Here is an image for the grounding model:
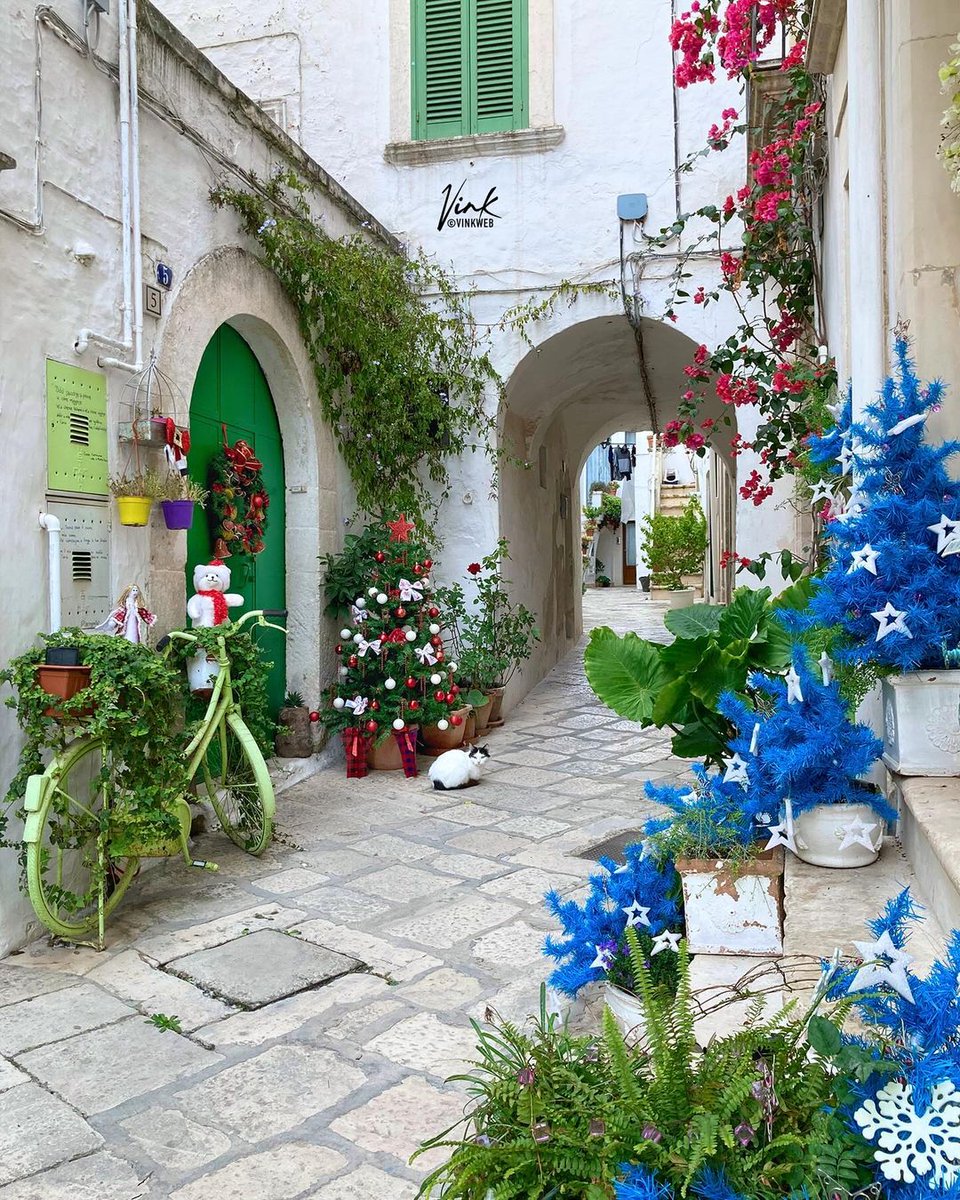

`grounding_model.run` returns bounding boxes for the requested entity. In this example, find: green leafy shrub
[640,497,707,590]
[584,586,791,765]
